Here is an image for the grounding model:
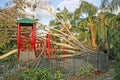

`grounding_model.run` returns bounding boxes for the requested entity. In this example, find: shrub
[9,68,53,80]
[54,70,65,80]
[6,68,66,80]
[76,65,93,77]
[111,25,120,80]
